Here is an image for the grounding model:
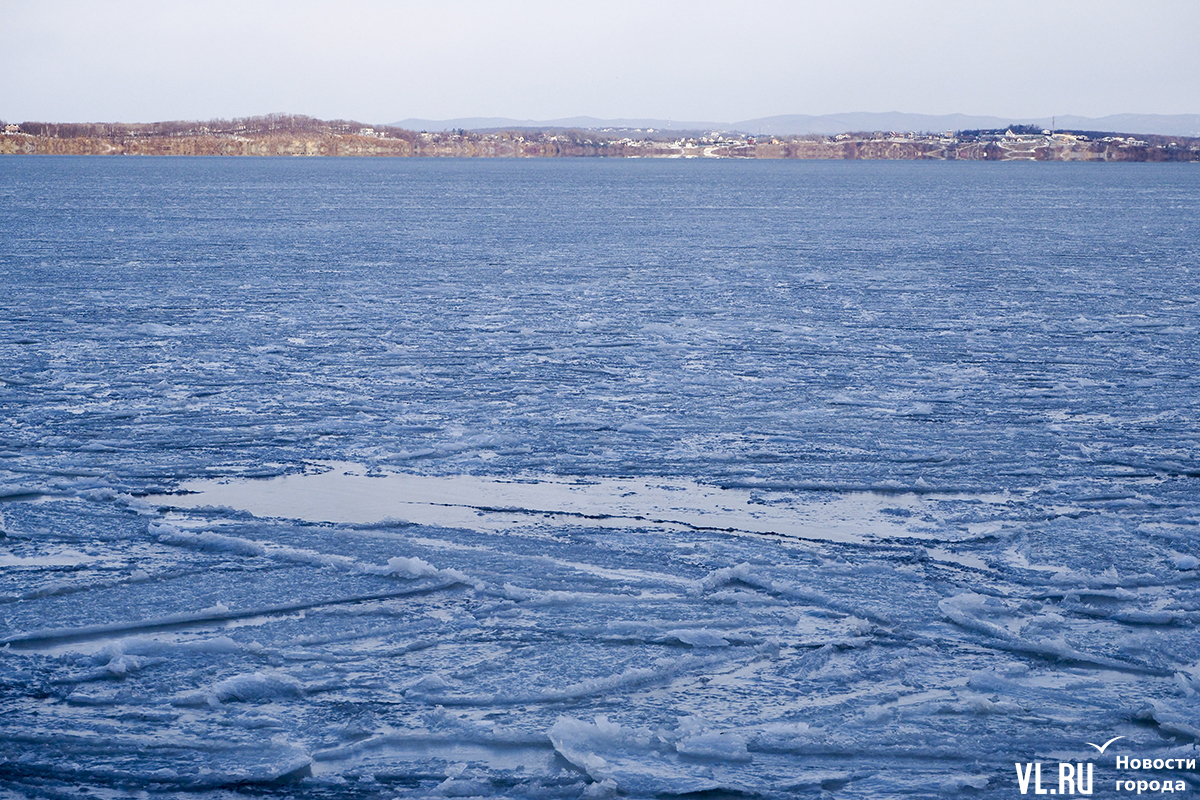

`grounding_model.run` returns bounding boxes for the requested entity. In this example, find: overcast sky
[3,0,1198,124]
